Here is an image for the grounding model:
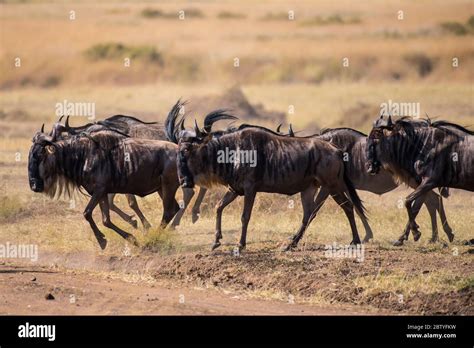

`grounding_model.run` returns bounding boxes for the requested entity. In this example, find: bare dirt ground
[0,261,368,315]
[0,242,471,315]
